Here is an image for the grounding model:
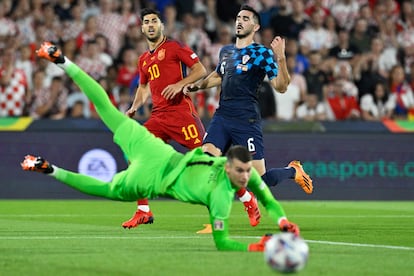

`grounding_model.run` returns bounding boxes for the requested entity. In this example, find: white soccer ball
[264,233,309,273]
